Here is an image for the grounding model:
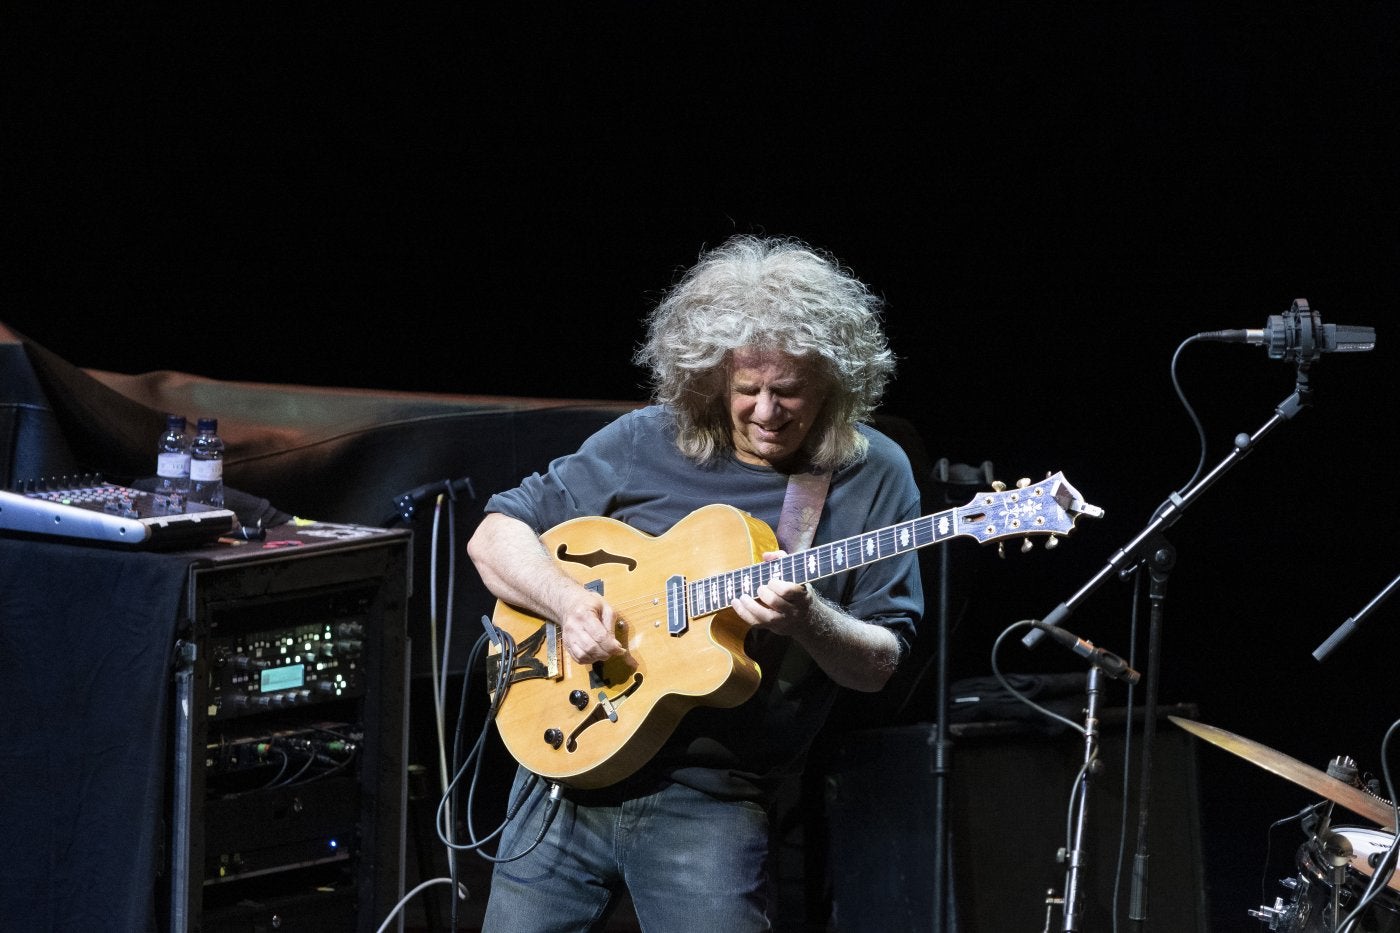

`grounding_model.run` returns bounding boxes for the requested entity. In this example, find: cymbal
[1169,716,1397,833]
